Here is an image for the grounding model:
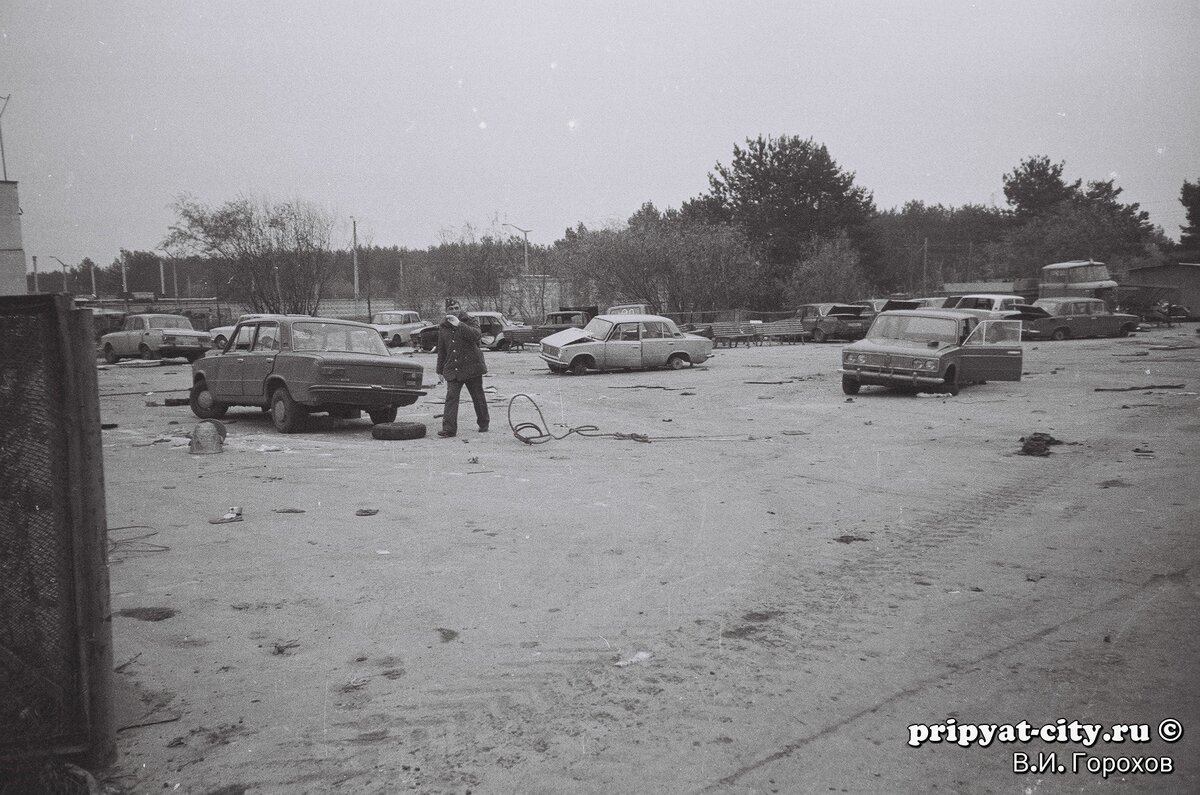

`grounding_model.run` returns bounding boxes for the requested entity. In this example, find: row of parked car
[93,290,1160,434]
